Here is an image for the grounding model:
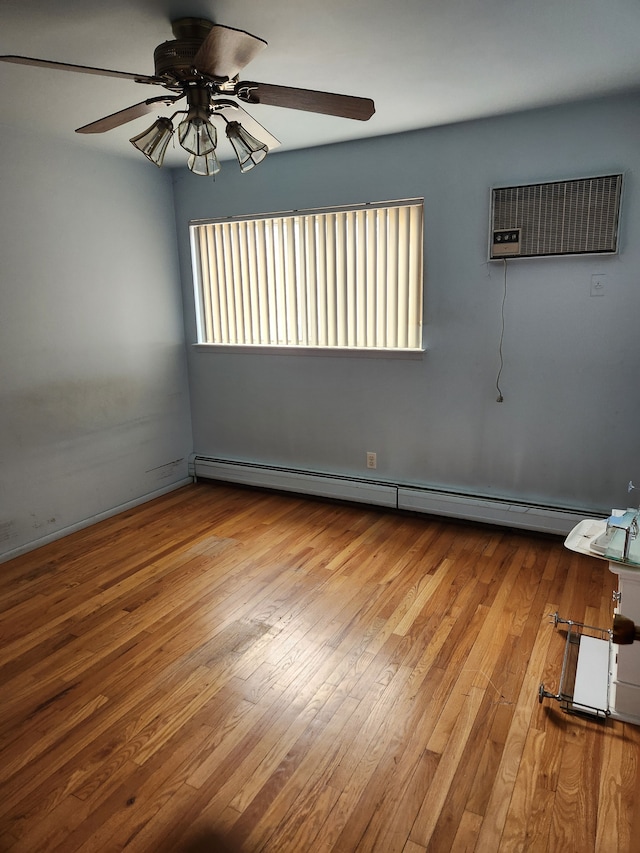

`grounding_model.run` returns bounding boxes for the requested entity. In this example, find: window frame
[189,198,425,356]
